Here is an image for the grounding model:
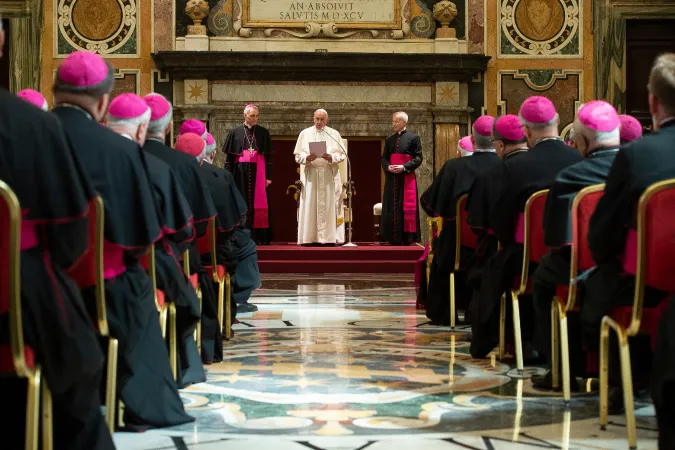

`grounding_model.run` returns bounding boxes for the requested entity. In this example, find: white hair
[574,118,620,146]
[459,148,473,157]
[40,99,48,111]
[393,111,409,123]
[108,108,151,130]
[314,108,328,118]
[244,104,259,115]
[147,98,173,136]
[519,114,559,130]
